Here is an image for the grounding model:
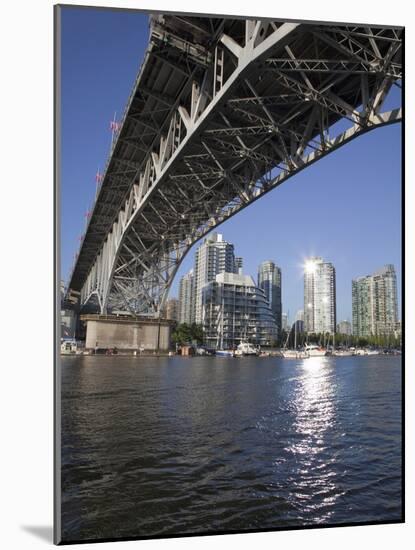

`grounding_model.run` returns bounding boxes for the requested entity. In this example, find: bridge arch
[68,16,402,316]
